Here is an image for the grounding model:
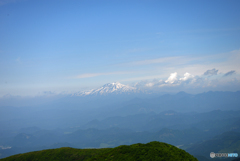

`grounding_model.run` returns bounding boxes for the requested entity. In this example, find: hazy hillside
[185,131,240,159]
[1,91,240,131]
